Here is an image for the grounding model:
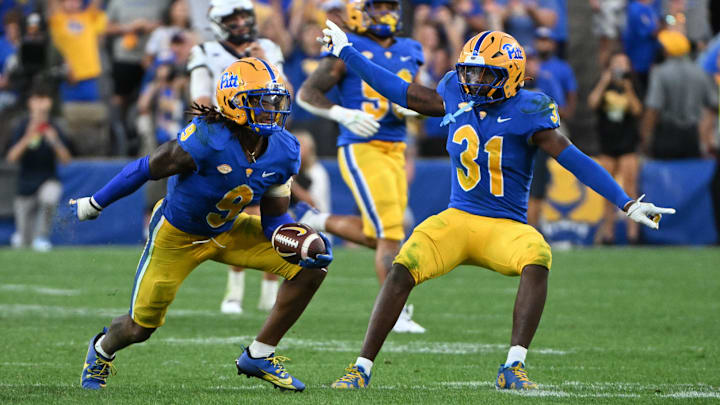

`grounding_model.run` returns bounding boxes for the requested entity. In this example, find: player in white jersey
[187,0,286,315]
